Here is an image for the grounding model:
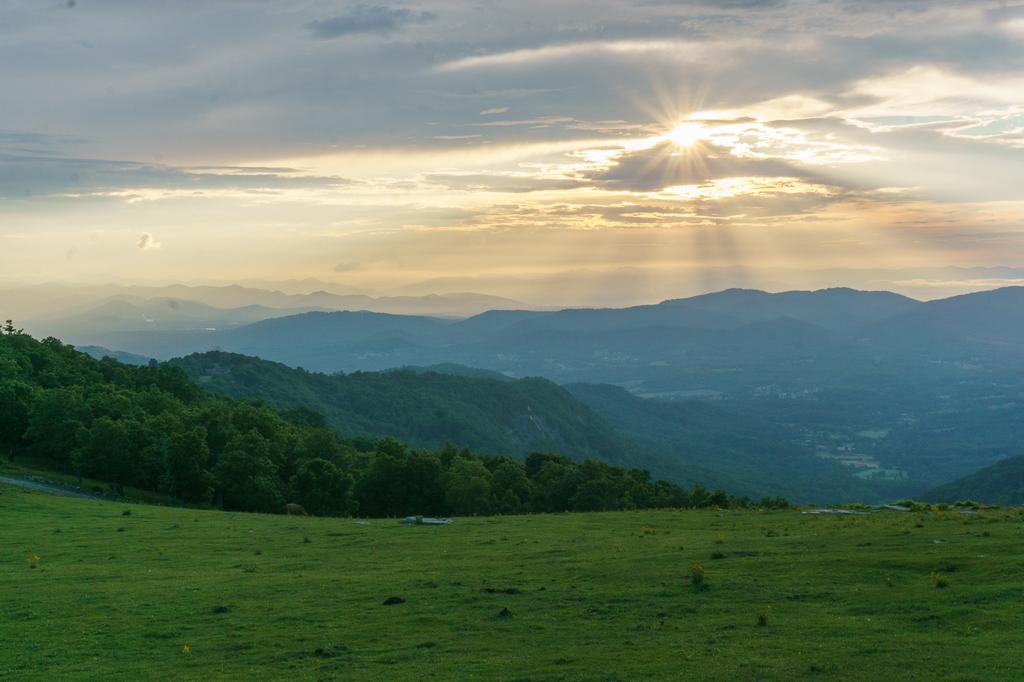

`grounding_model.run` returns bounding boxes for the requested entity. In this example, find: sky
[2,0,1024,304]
